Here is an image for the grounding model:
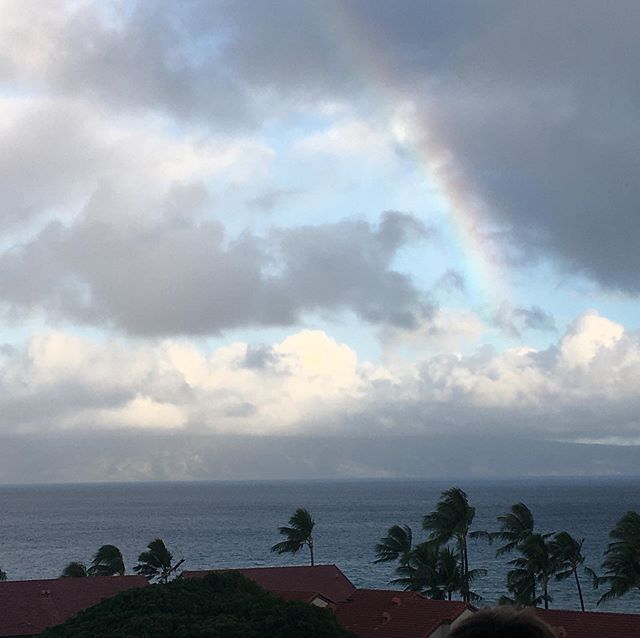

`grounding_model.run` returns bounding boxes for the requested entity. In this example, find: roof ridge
[0,575,145,585]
